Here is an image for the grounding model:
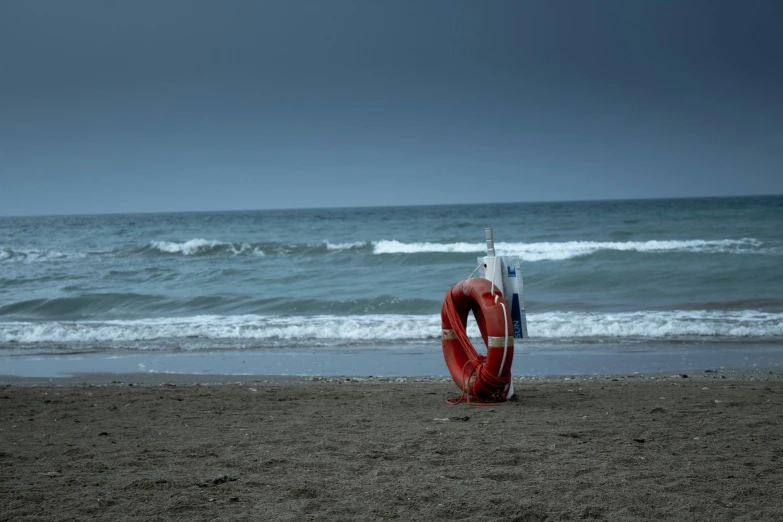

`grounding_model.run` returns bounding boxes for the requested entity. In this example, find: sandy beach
[1,372,781,521]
